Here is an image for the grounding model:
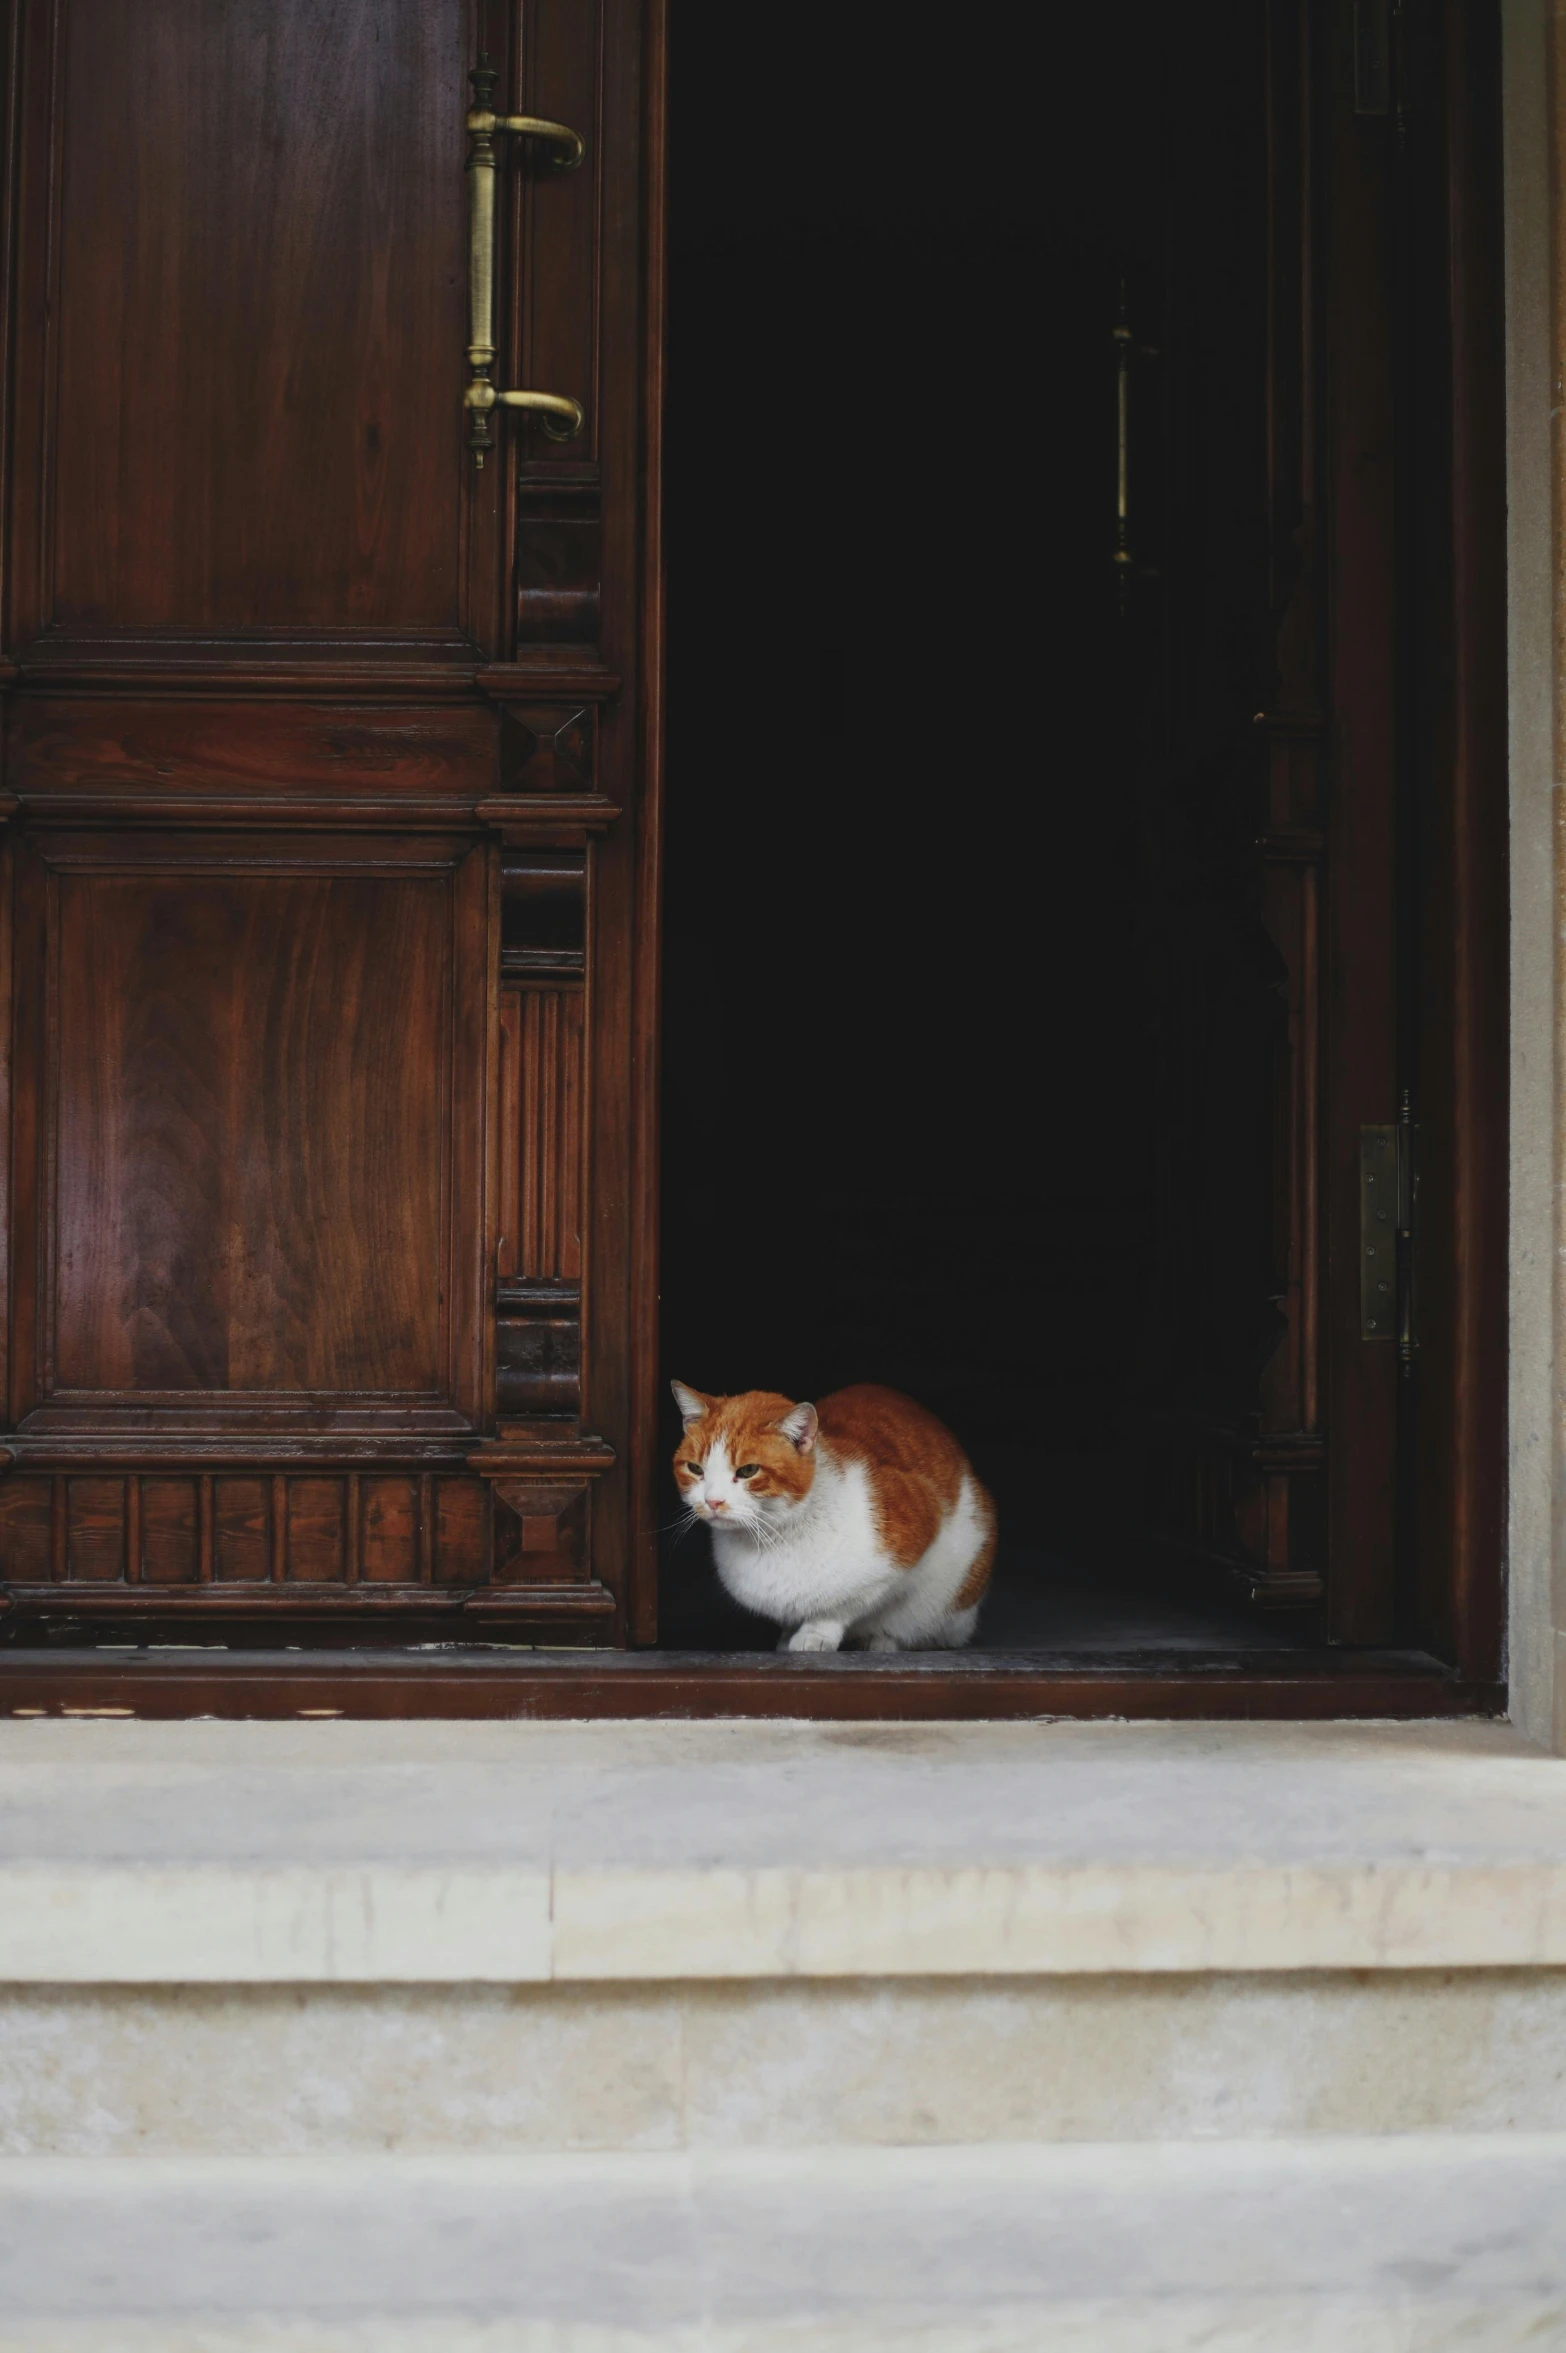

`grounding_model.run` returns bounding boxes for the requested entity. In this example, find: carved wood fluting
[496,850,587,1420]
[514,987,586,1275]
